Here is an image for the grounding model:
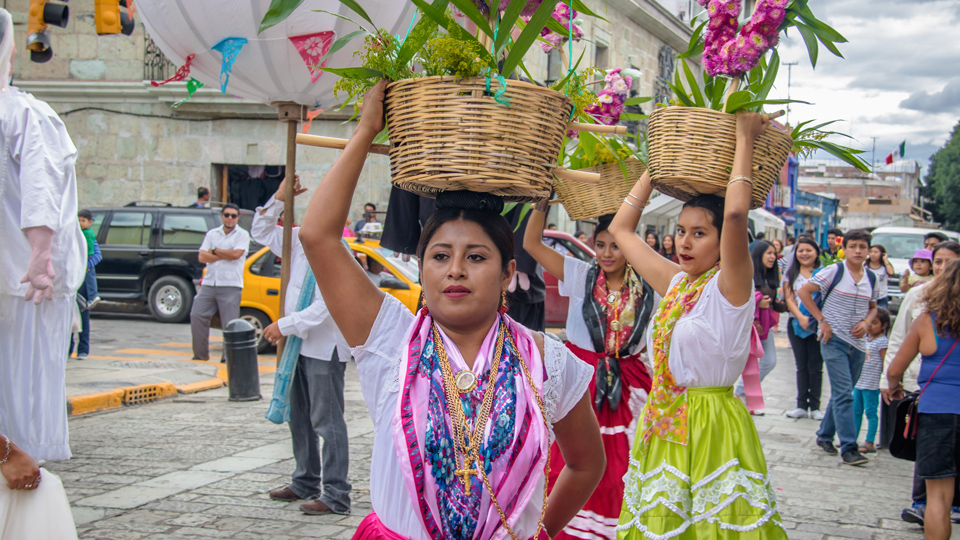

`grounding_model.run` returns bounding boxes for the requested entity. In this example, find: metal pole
[783,61,798,126]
